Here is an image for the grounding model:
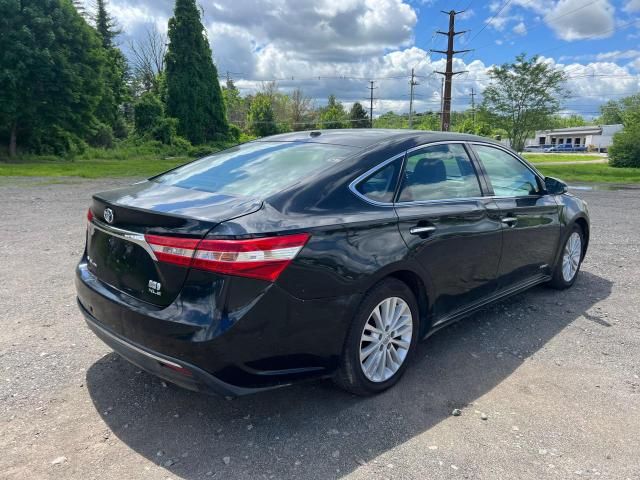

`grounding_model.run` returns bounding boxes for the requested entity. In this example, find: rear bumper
[76,261,361,393]
[78,299,268,396]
